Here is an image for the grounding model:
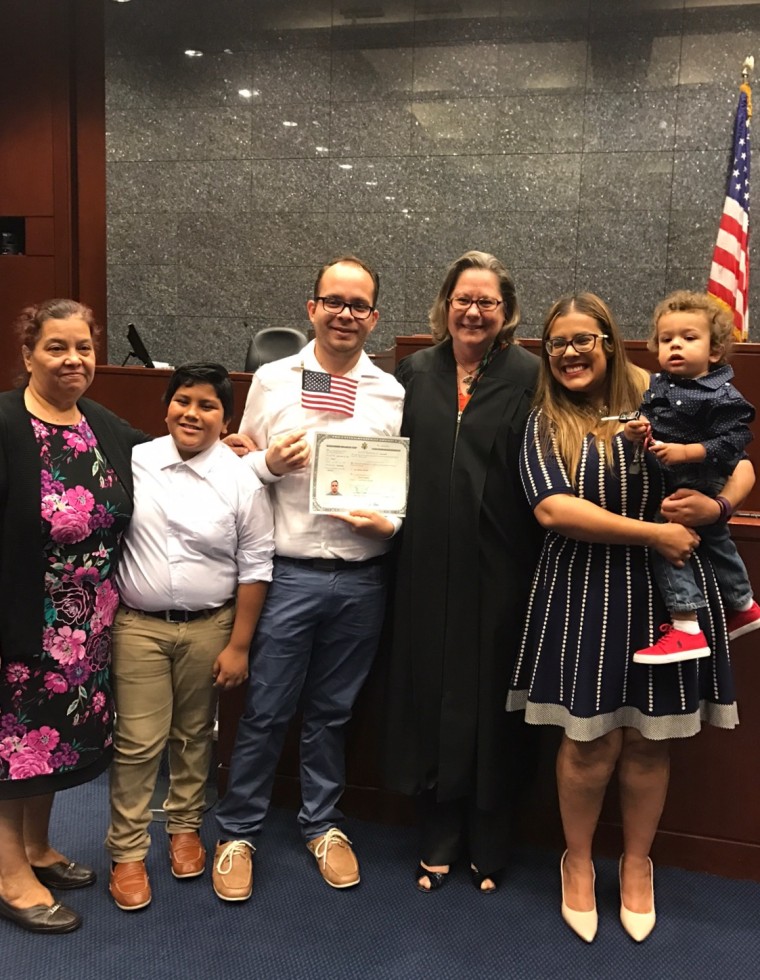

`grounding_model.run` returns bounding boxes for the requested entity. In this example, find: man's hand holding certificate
[309,431,409,518]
